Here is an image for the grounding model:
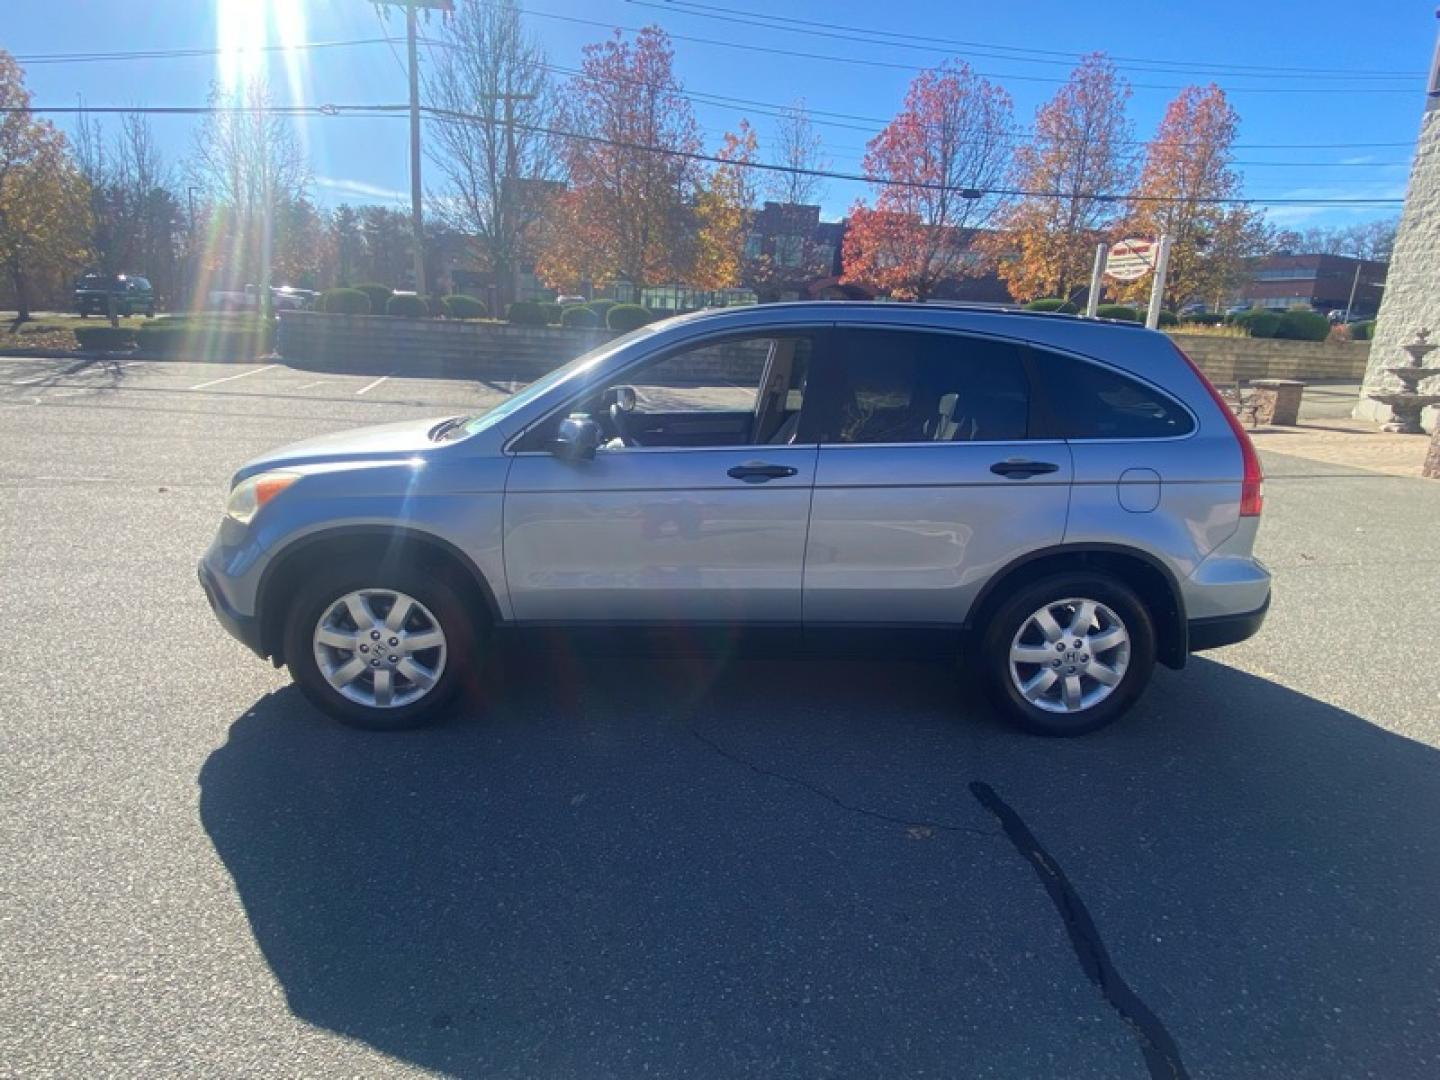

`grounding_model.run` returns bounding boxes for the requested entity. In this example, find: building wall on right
[1356,102,1440,431]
